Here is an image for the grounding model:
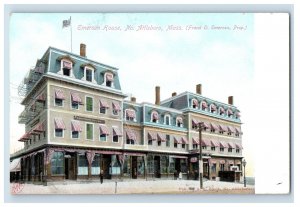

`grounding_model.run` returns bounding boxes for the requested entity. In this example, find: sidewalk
[11,179,255,194]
